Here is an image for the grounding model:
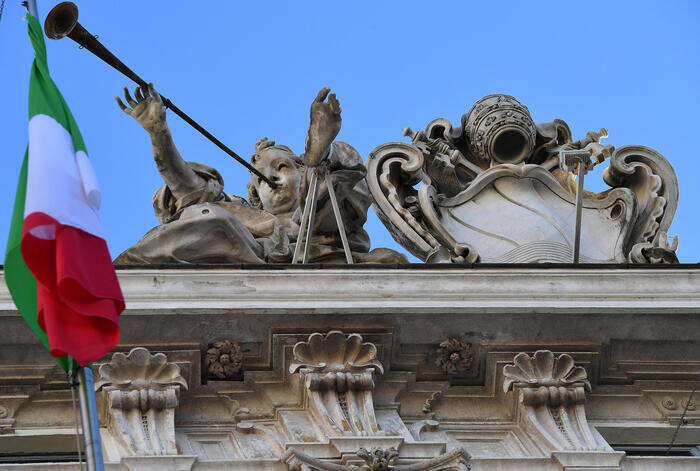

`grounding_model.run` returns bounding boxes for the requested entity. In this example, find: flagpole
[77,367,104,471]
[25,0,38,17]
